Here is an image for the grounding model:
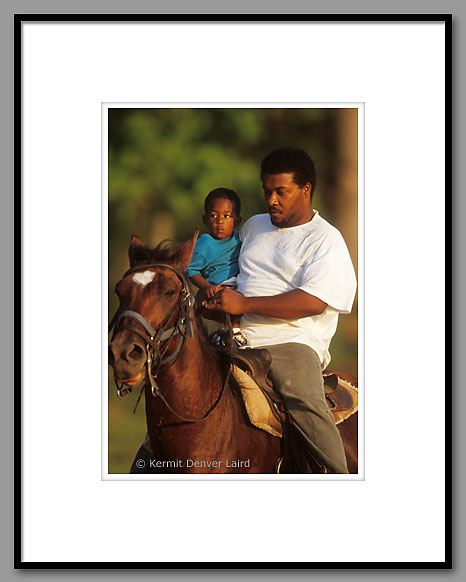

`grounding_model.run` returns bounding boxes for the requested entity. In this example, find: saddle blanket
[231,365,358,438]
